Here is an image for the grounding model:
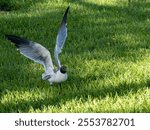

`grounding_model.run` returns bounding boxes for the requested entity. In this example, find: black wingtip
[5,34,19,41]
[5,34,11,40]
[5,34,30,47]
[66,6,70,13]
[5,35,19,47]
[61,6,70,24]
